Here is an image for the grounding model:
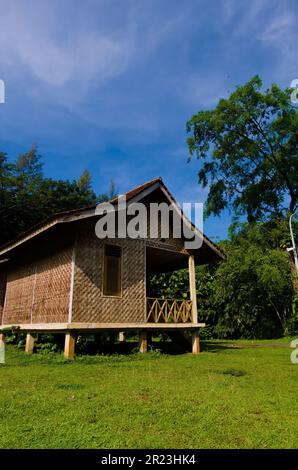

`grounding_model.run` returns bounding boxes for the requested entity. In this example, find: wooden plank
[188,255,198,323]
[139,331,148,353]
[192,331,200,354]
[1,322,206,331]
[25,333,36,354]
[64,331,76,359]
